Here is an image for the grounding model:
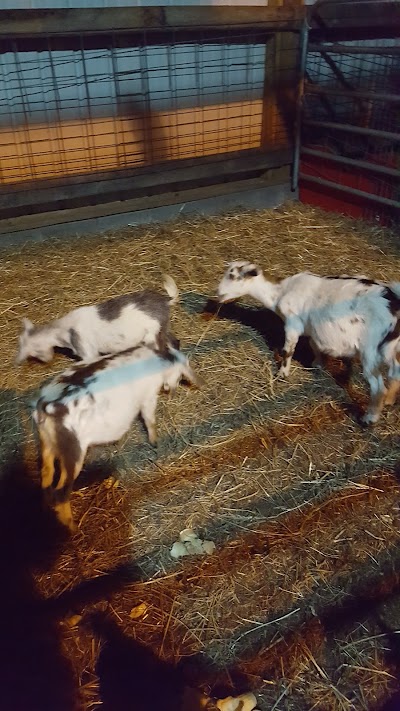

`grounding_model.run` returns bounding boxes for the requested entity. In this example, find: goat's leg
[40,440,56,490]
[384,351,400,405]
[53,452,85,531]
[309,338,324,369]
[75,342,99,362]
[278,320,302,378]
[140,395,158,445]
[155,326,169,358]
[38,423,58,490]
[385,379,400,406]
[361,363,386,425]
